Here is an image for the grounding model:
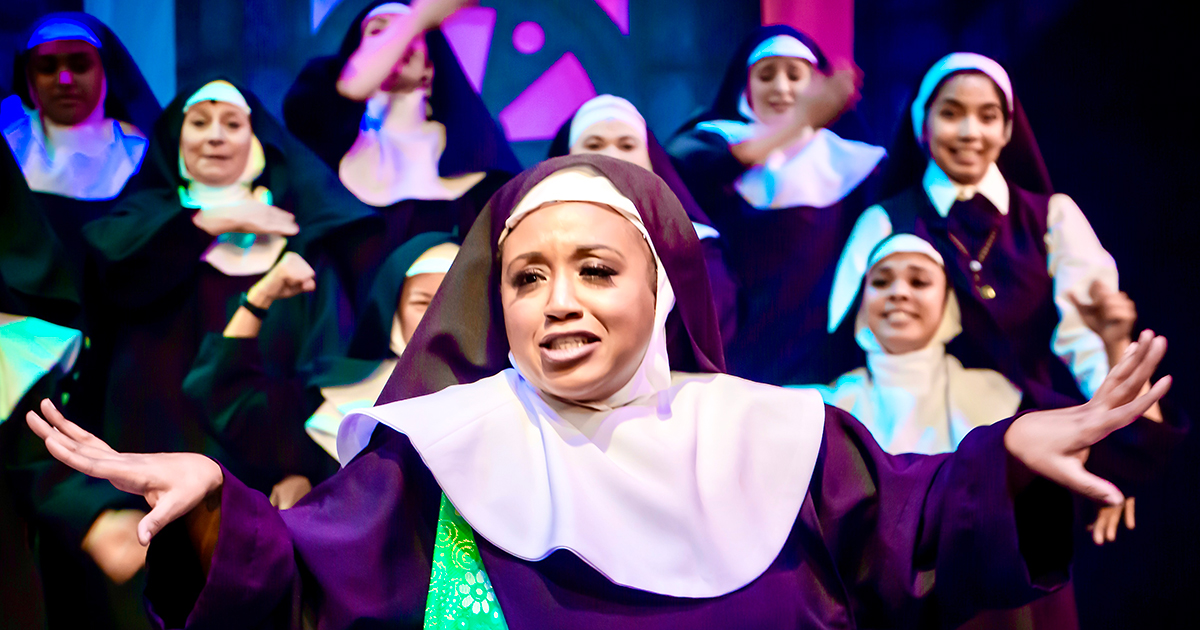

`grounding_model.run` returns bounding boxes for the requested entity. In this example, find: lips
[539,331,600,364]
